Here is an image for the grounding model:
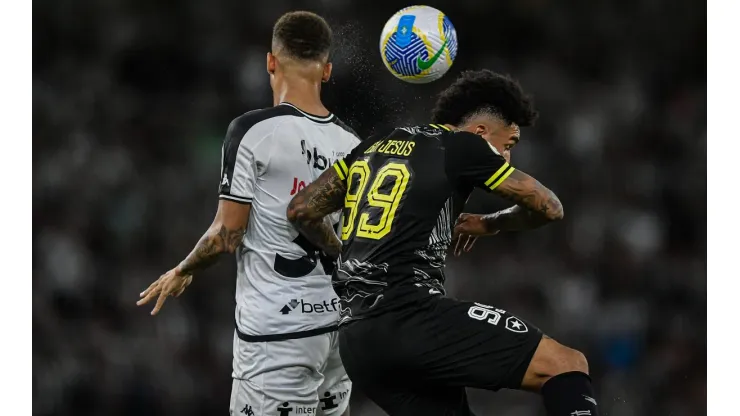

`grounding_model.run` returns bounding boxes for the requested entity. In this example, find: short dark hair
[272,11,332,61]
[431,70,539,127]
